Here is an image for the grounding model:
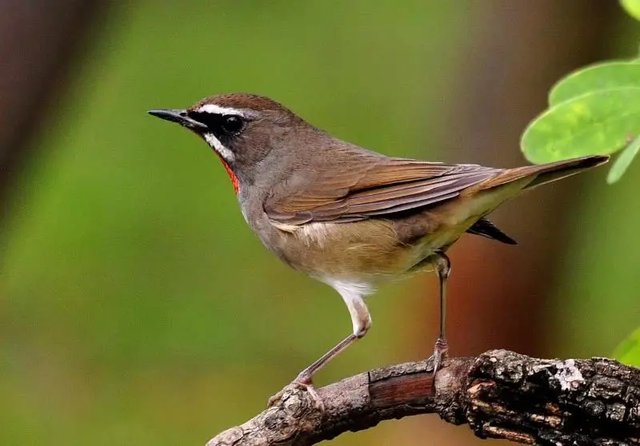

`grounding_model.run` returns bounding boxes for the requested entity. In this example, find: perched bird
[148,93,607,399]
